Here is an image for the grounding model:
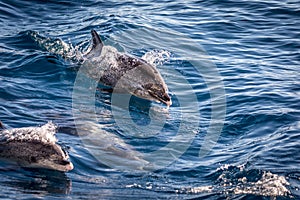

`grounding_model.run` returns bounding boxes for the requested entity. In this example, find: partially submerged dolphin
[82,30,172,106]
[0,121,73,172]
[30,30,172,106]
